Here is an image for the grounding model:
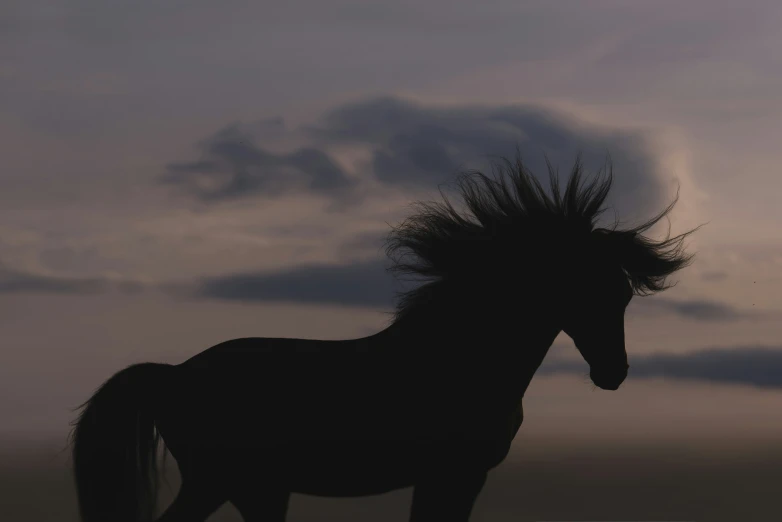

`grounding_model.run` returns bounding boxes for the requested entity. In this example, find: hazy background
[2,1,782,520]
